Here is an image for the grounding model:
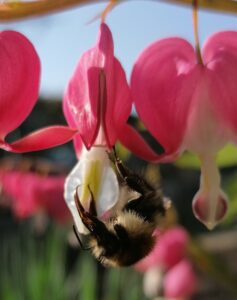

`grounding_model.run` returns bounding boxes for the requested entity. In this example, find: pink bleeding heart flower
[0,169,69,223]
[131,31,237,229]
[164,259,197,299]
[0,170,39,218]
[135,227,189,272]
[0,30,77,153]
[63,23,156,234]
[33,175,70,223]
